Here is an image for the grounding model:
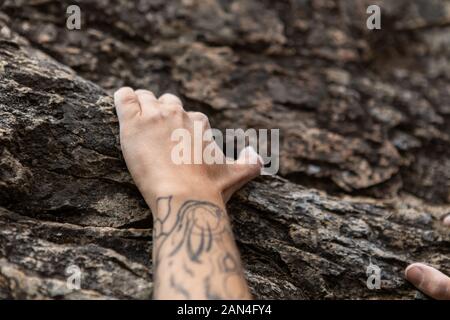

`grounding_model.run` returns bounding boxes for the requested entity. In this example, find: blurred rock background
[0,0,449,299]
